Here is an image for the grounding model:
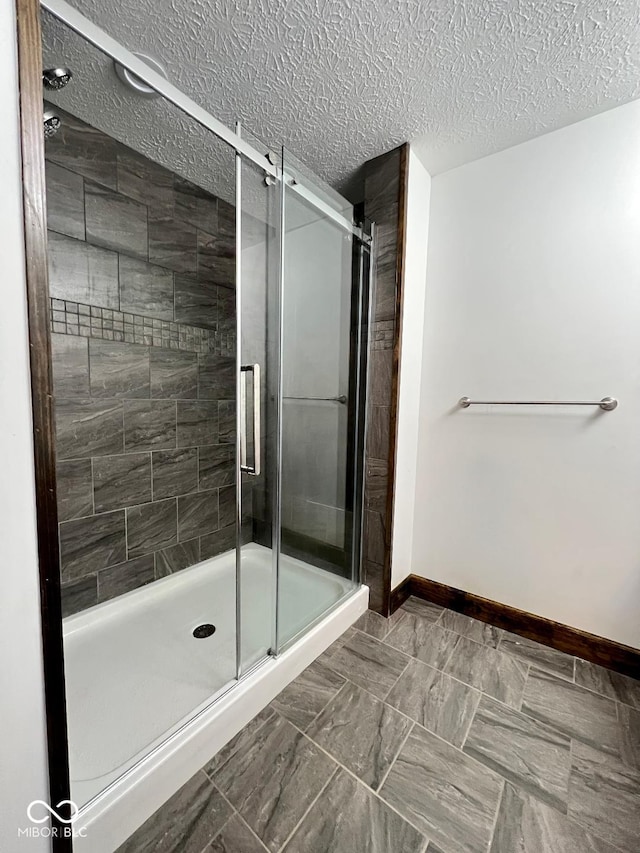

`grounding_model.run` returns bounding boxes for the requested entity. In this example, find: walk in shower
[37,0,371,844]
